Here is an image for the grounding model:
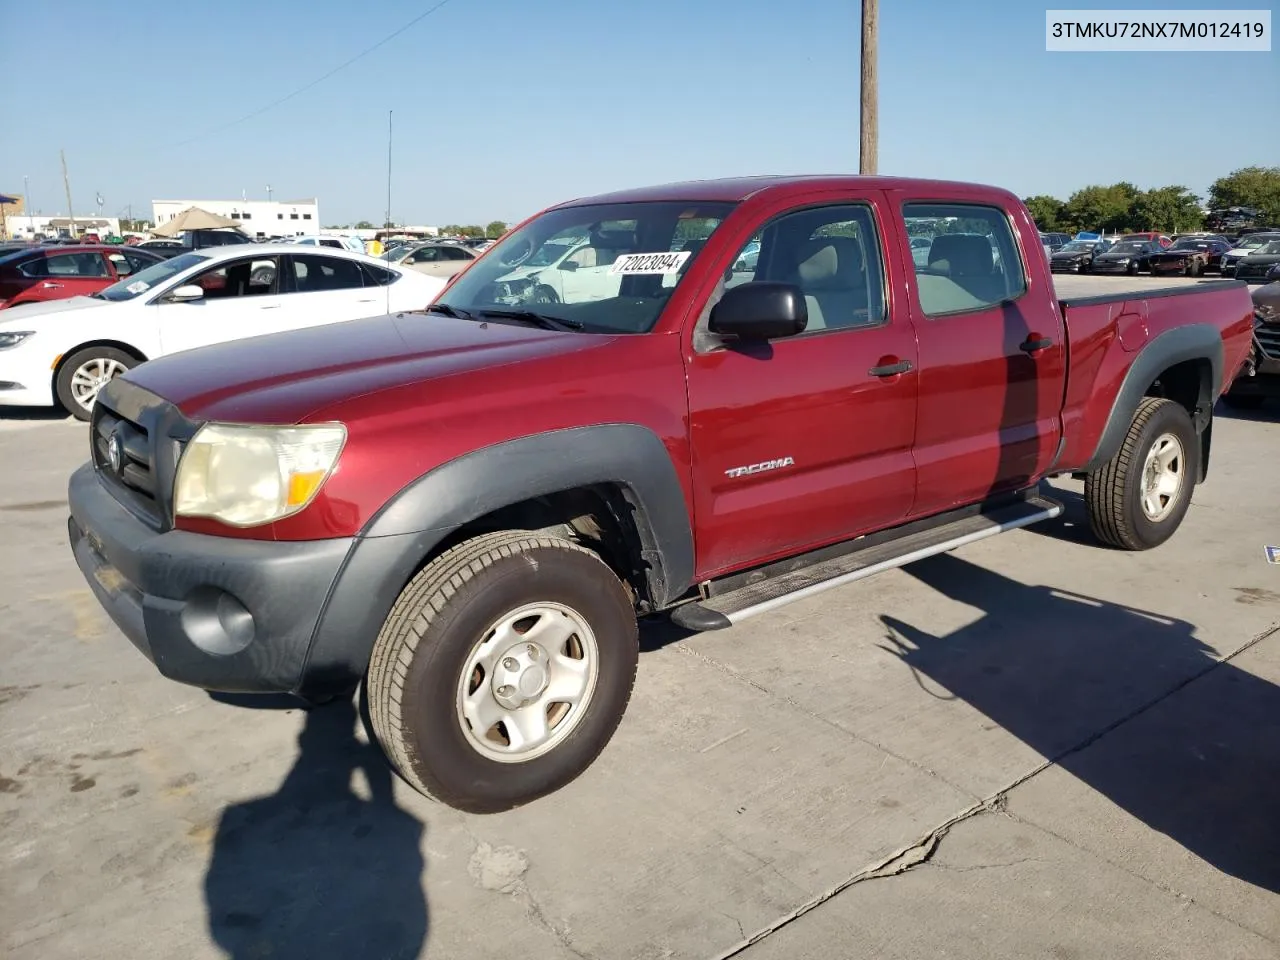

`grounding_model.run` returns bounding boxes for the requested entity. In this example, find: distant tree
[485,220,508,238]
[1023,195,1067,232]
[355,220,375,229]
[1063,182,1141,233]
[1130,186,1203,233]
[382,220,396,229]
[1208,166,1280,223]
